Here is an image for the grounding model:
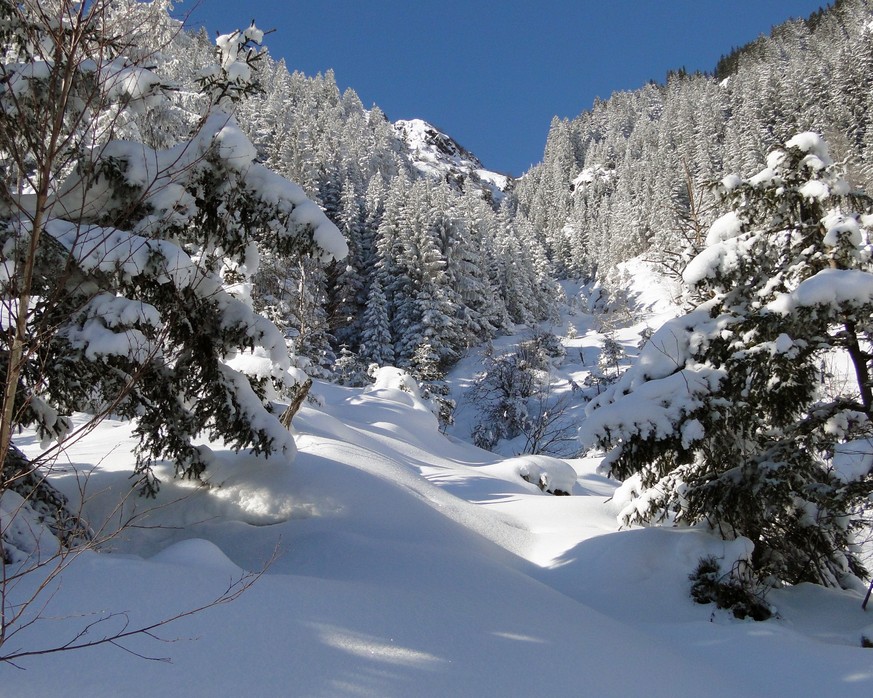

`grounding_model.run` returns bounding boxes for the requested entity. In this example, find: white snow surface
[786,131,833,163]
[6,263,873,696]
[571,164,613,190]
